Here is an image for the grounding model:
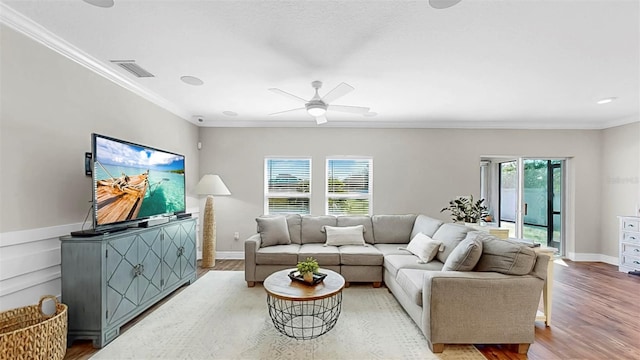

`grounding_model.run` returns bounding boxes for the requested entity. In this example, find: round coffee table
[263,268,345,340]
